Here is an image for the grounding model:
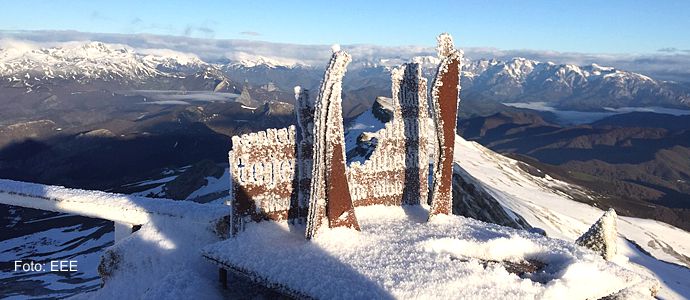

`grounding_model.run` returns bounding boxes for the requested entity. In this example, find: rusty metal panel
[430,34,462,217]
[229,126,299,234]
